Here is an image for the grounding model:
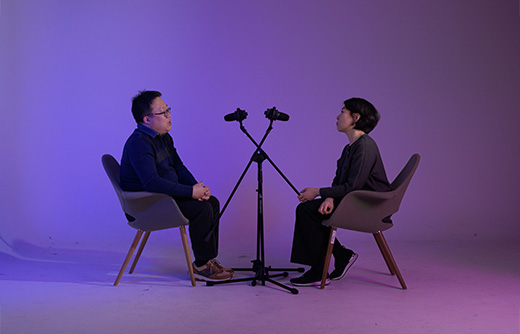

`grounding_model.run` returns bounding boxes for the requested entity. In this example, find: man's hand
[297,187,320,202]
[318,197,334,215]
[192,181,210,201]
[201,186,211,201]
